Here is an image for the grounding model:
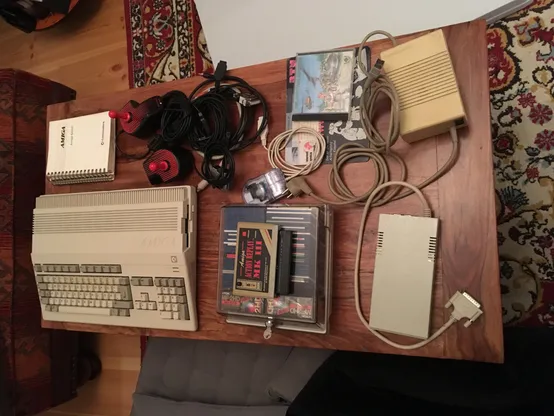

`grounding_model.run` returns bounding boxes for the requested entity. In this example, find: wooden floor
[0,2,140,415]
